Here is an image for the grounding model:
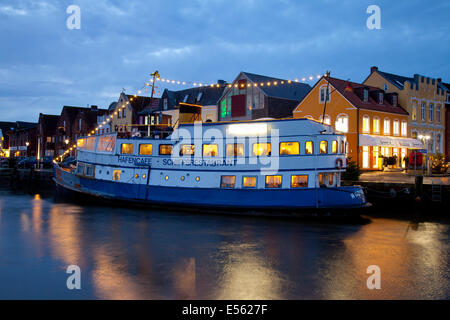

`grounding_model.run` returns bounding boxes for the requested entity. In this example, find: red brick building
[37,113,59,159]
[7,122,38,157]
